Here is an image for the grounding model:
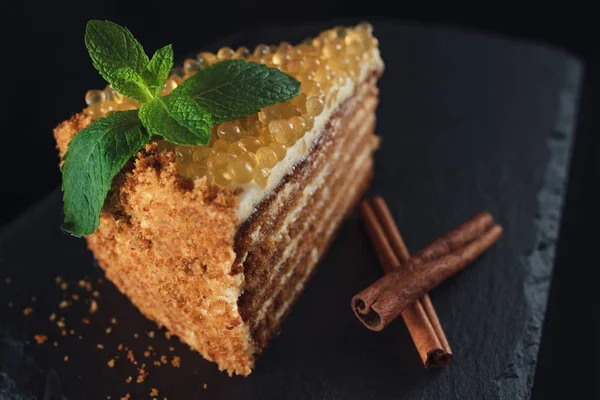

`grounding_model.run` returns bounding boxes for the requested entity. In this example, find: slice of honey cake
[54,22,383,375]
